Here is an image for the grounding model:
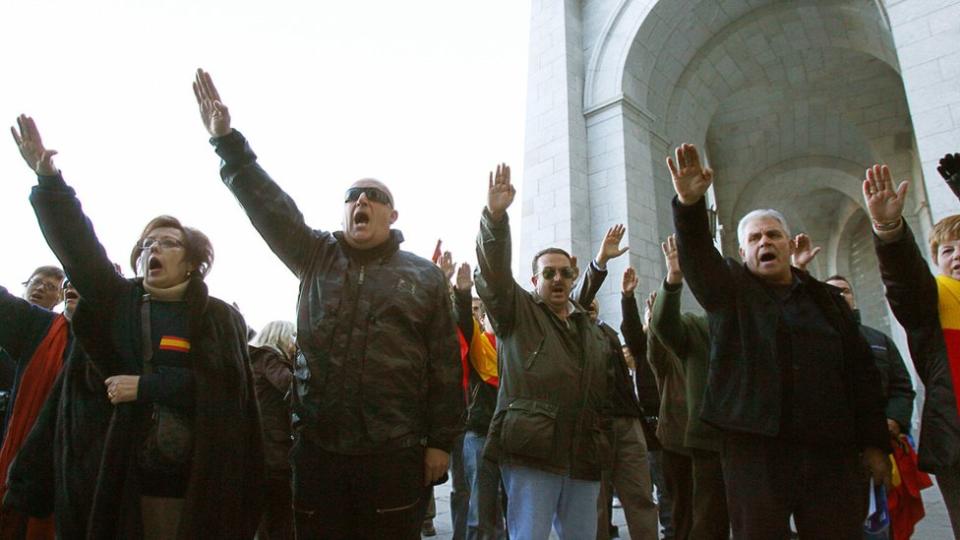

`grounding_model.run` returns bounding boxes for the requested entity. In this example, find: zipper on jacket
[358,265,365,285]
